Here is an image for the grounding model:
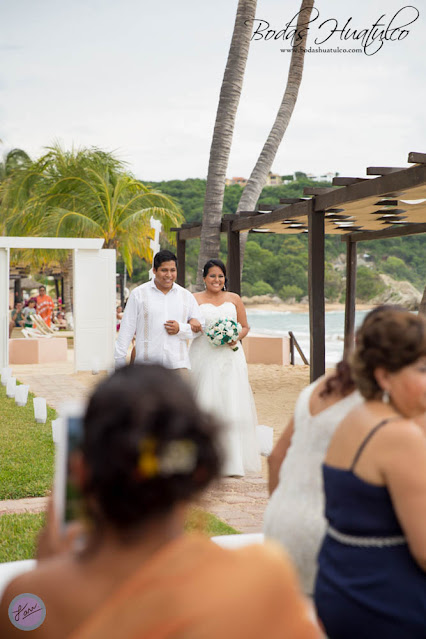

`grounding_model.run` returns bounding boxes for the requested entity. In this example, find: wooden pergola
[172,152,426,382]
